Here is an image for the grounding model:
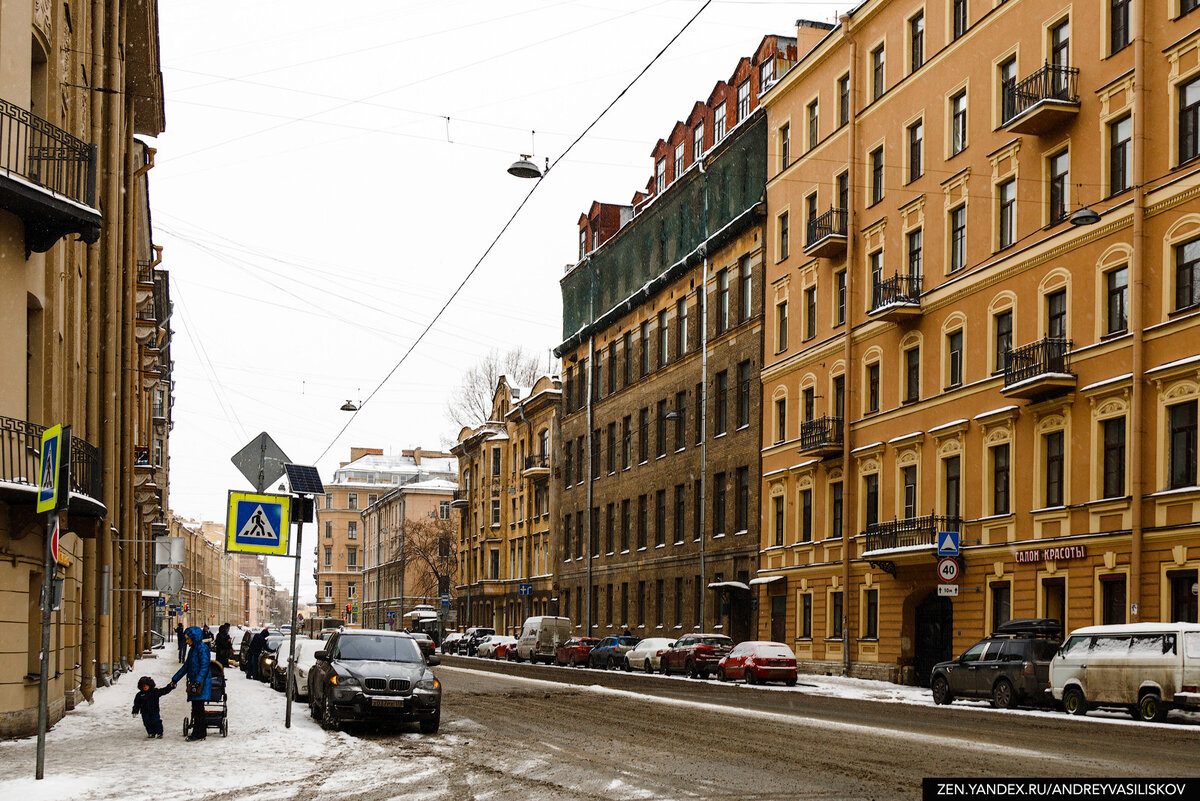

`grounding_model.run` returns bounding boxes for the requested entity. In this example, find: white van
[1050,622,1200,722]
[514,616,572,664]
